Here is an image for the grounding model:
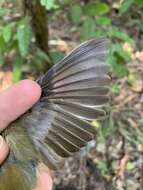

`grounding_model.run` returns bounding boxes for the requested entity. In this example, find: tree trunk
[23,0,49,54]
